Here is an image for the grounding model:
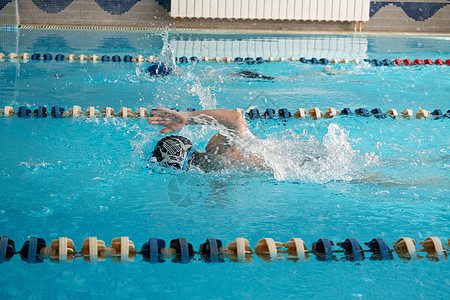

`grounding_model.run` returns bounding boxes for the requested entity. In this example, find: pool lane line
[2,106,449,120]
[1,53,449,66]
[1,236,448,264]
